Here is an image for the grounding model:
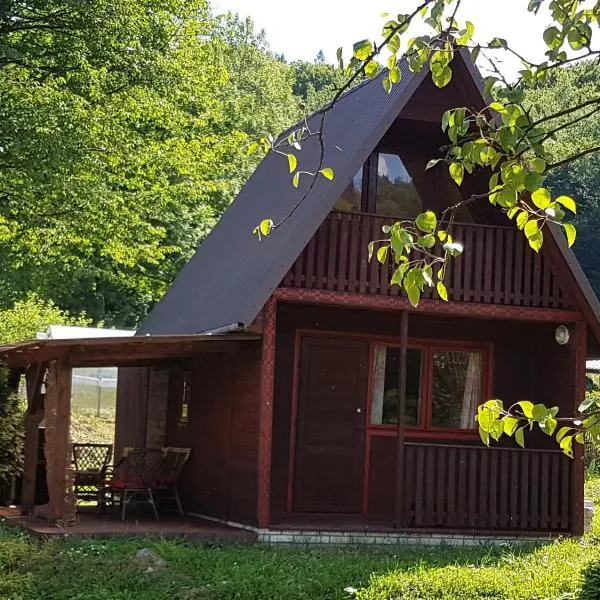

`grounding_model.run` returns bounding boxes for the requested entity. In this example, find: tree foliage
[0,1,301,326]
